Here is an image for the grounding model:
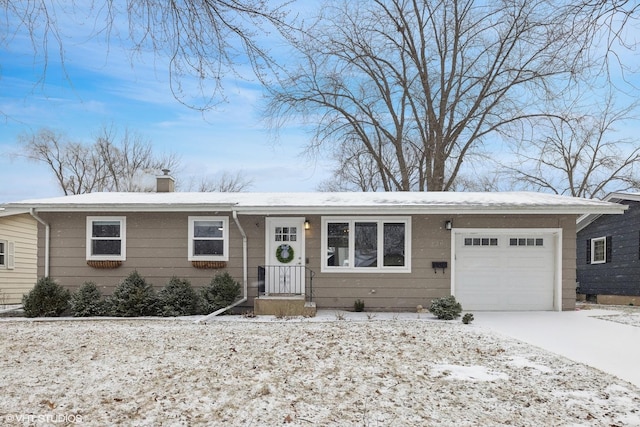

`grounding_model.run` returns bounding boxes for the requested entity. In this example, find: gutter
[29,208,50,277]
[196,209,248,323]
